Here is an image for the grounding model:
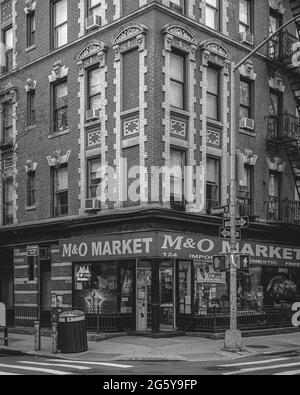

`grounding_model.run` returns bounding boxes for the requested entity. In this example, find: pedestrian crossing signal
[213,255,228,272]
[238,255,250,271]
